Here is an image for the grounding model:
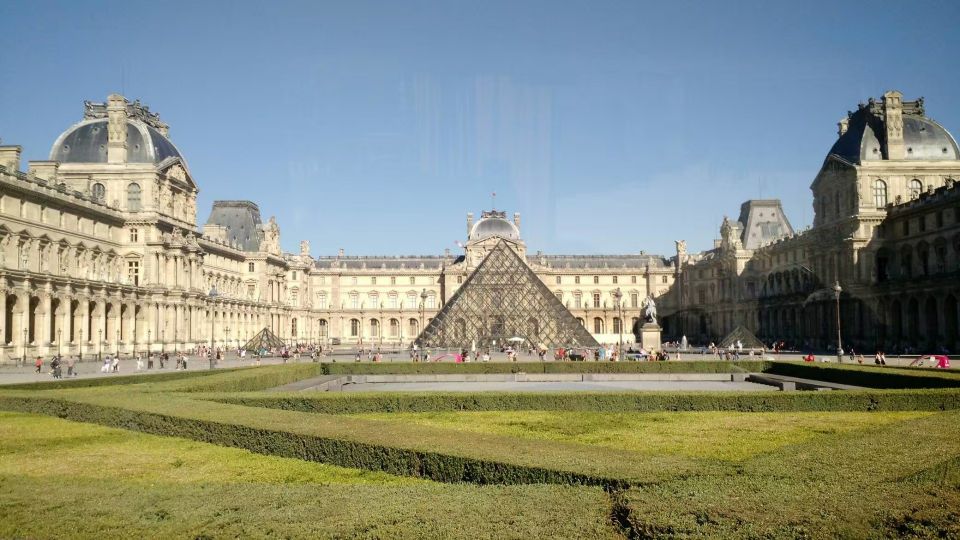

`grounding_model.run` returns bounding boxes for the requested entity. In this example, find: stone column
[0,292,6,345]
